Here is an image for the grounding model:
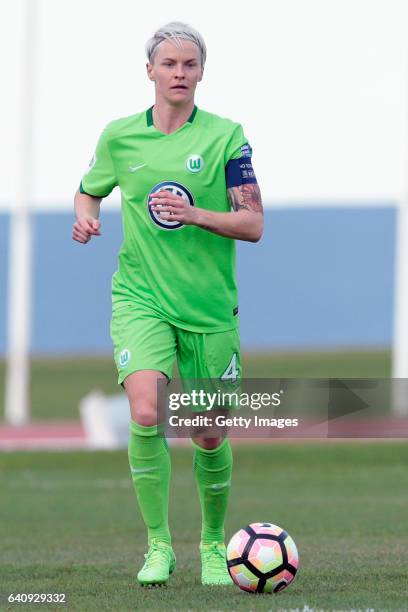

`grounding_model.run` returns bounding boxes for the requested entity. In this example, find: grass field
[1,443,407,611]
[0,349,403,610]
[0,349,391,421]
